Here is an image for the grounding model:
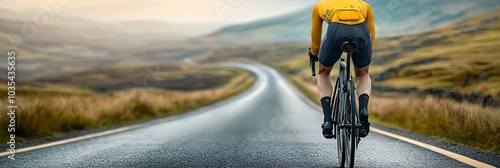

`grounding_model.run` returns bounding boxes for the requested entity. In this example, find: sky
[0,0,316,25]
